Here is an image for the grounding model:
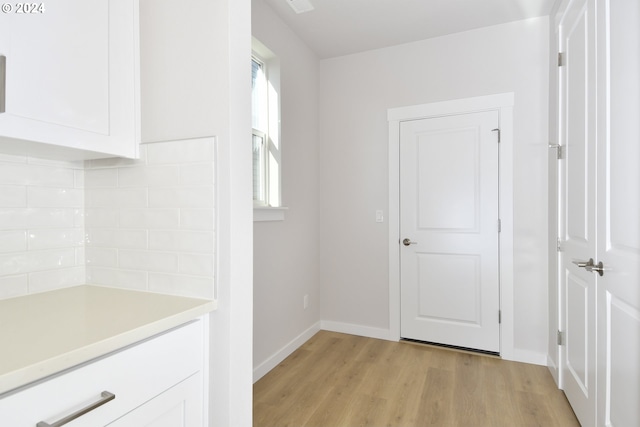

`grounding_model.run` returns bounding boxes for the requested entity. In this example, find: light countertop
[0,285,215,396]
